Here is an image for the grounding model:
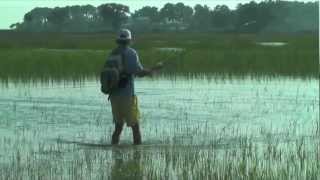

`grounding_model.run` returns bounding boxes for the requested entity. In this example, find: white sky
[0,0,317,29]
